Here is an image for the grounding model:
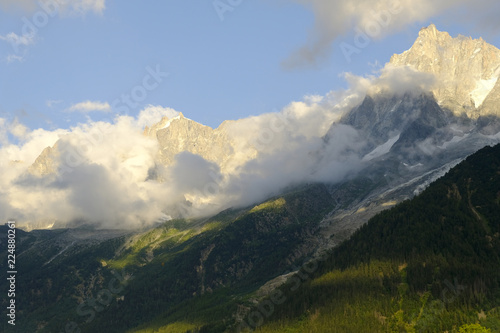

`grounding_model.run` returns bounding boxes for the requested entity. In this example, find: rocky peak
[143,112,186,137]
[152,114,236,171]
[28,144,59,176]
[417,24,452,44]
[390,24,500,118]
[338,92,448,155]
